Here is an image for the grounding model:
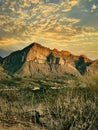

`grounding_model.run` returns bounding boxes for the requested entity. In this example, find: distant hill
[0,43,98,77]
